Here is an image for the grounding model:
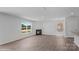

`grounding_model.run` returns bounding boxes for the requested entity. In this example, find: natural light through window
[21,21,32,33]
